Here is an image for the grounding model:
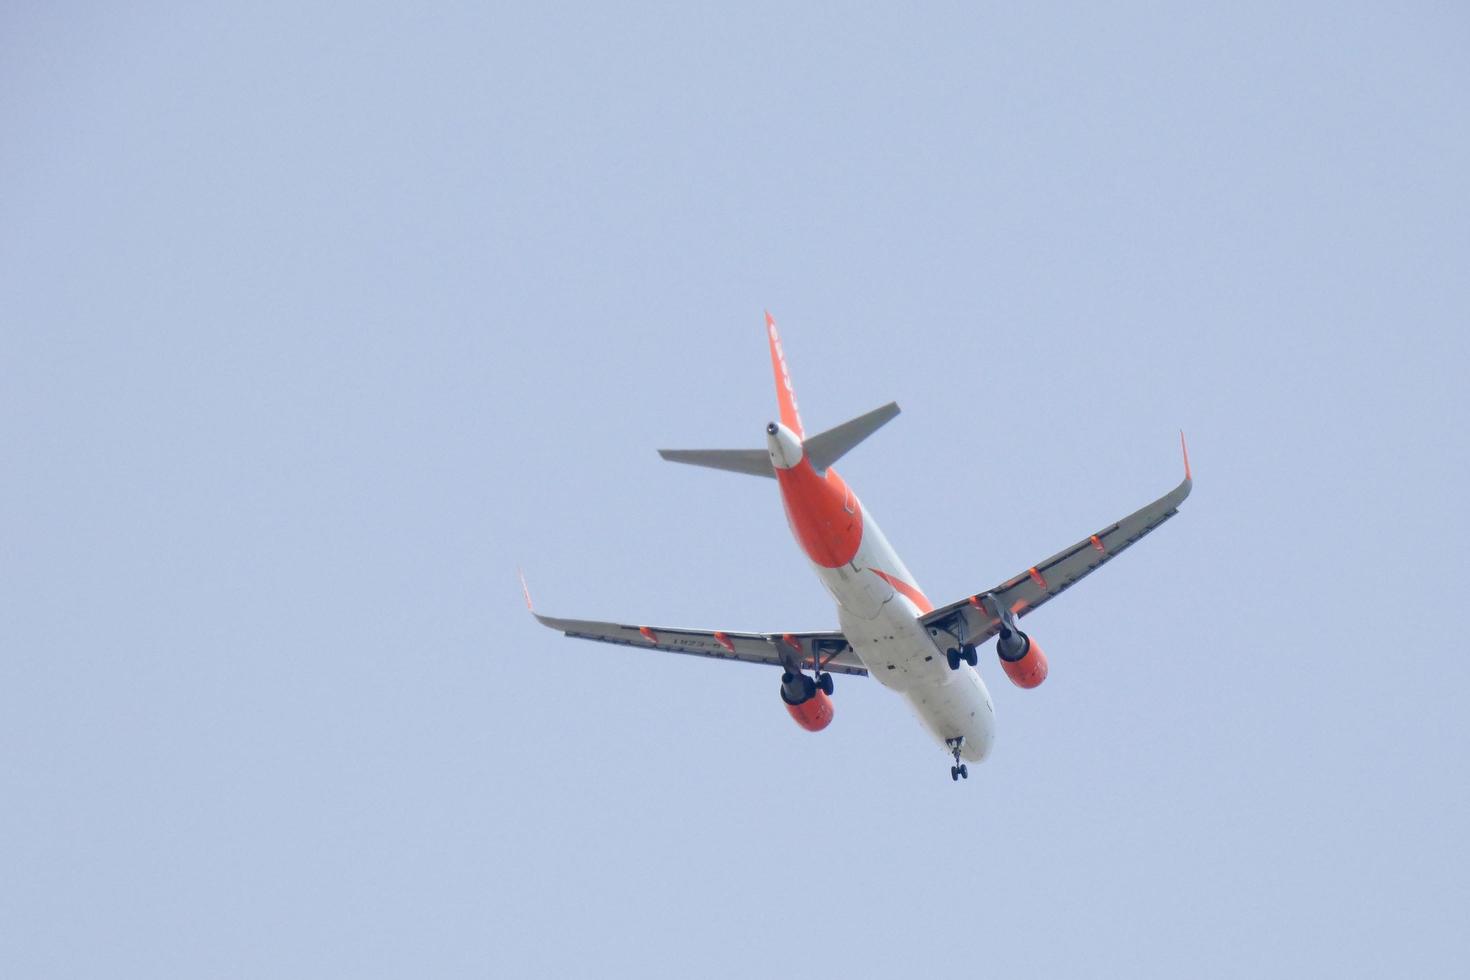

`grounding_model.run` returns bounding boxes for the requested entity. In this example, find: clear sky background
[3,3,1467,977]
